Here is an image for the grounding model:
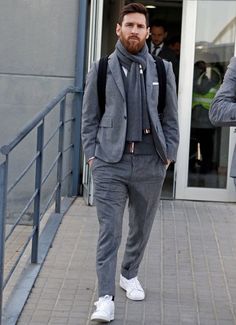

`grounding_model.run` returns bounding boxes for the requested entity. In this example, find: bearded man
[82,3,179,322]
